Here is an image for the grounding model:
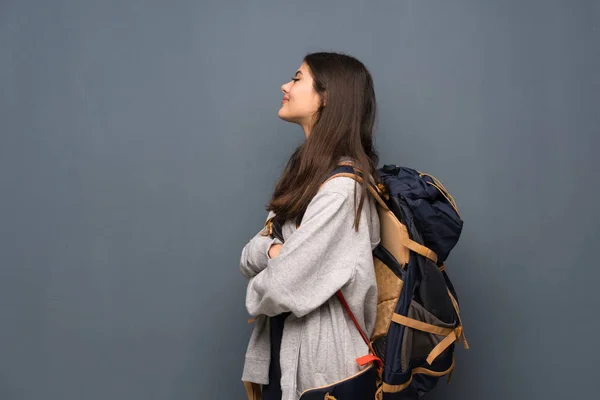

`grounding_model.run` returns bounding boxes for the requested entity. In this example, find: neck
[302,124,311,139]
